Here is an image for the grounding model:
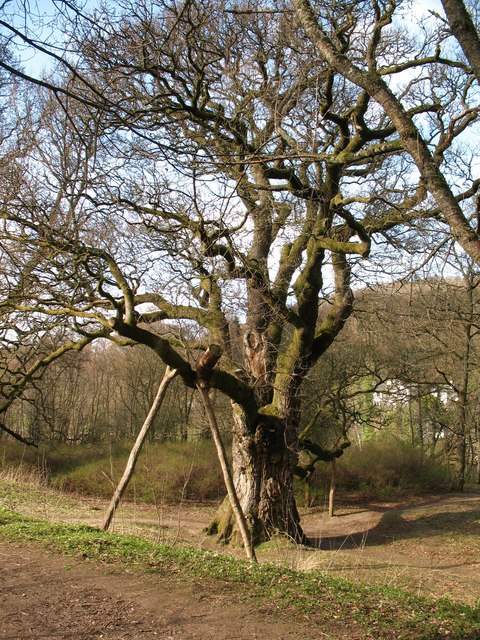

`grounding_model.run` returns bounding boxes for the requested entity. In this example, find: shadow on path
[304,490,480,551]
